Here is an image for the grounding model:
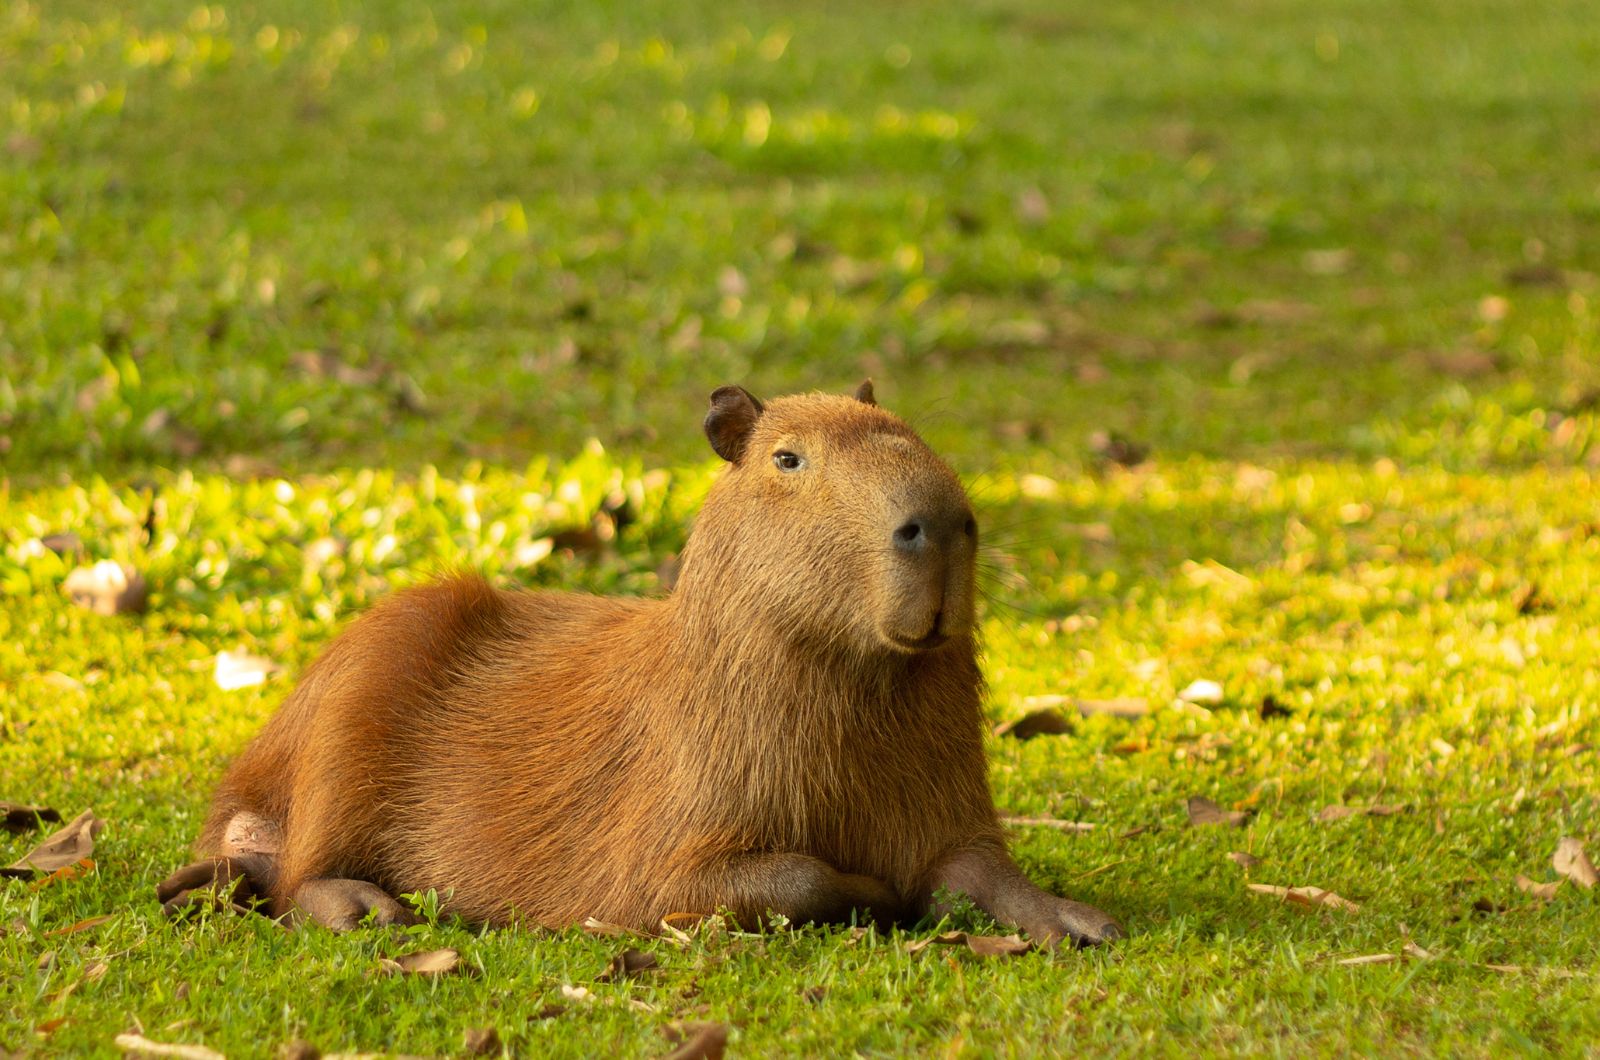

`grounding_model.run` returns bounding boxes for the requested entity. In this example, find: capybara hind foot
[288,878,419,932]
[1019,896,1124,949]
[156,854,275,919]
